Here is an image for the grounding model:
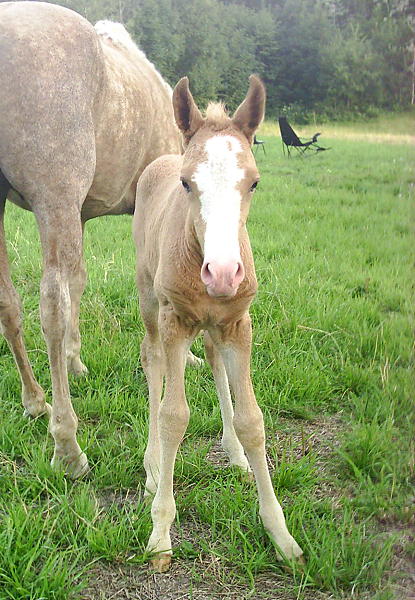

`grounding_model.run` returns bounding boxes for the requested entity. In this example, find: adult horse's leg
[203,331,250,471]
[65,223,88,376]
[186,350,203,368]
[35,201,89,478]
[0,177,48,417]
[212,315,303,561]
[146,308,192,572]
